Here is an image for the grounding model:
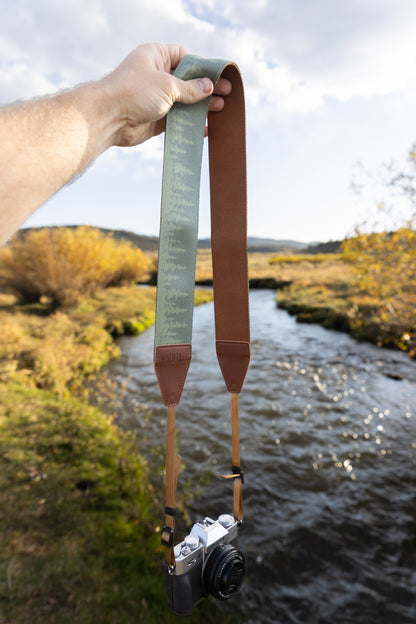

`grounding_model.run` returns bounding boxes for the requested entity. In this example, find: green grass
[0,384,236,624]
[0,284,237,624]
[277,282,355,332]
